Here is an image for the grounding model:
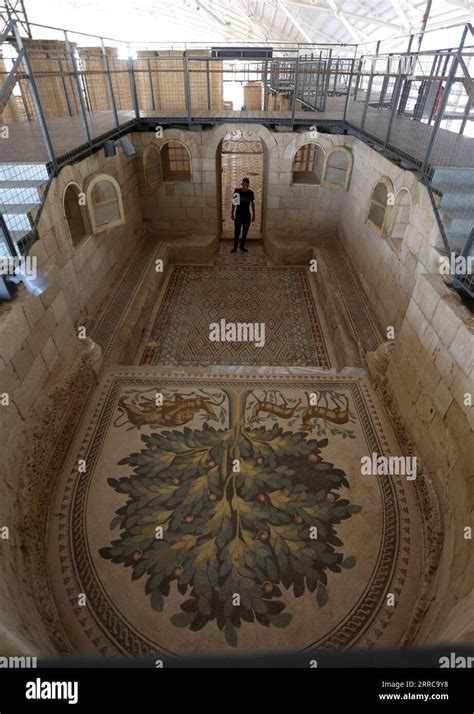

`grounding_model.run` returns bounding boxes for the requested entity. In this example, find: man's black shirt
[233,188,255,218]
